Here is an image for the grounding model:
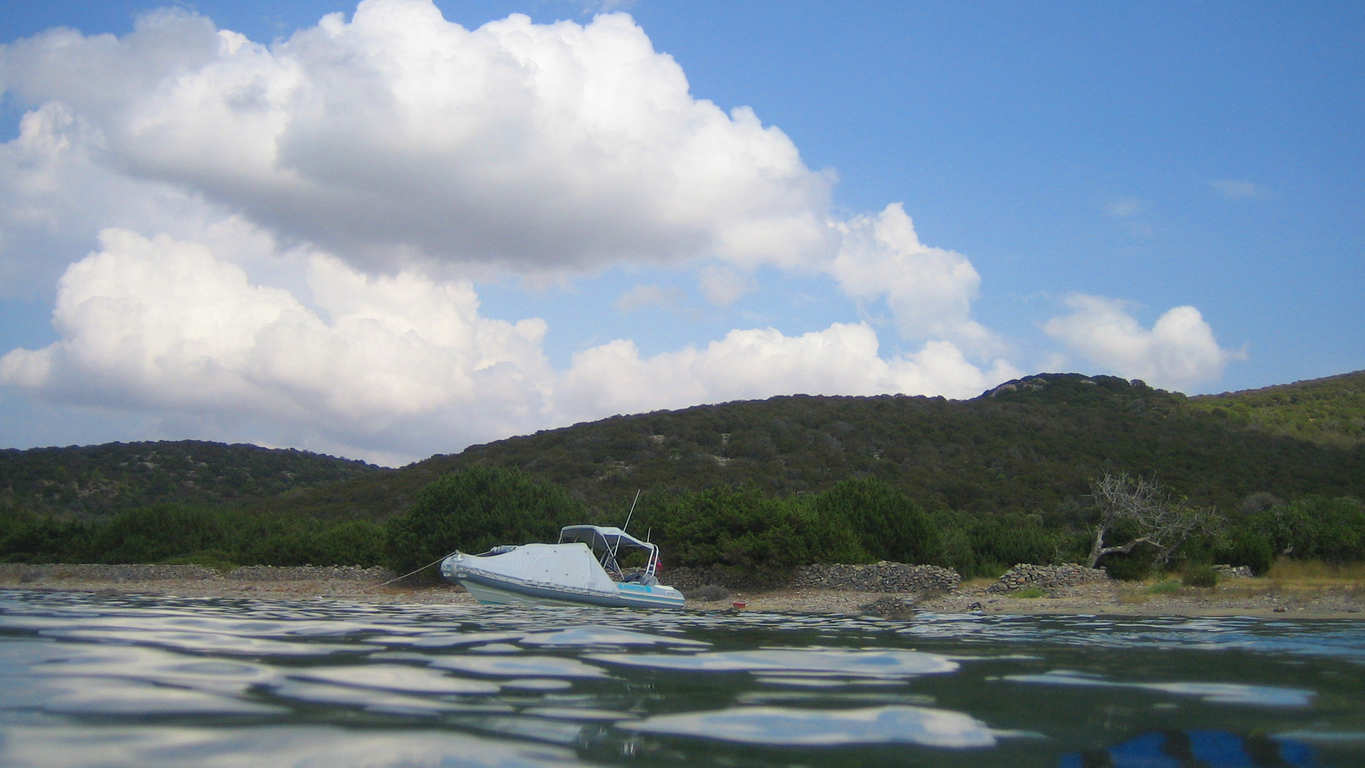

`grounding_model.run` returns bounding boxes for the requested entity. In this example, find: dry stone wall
[791,562,961,593]
[986,564,1110,594]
